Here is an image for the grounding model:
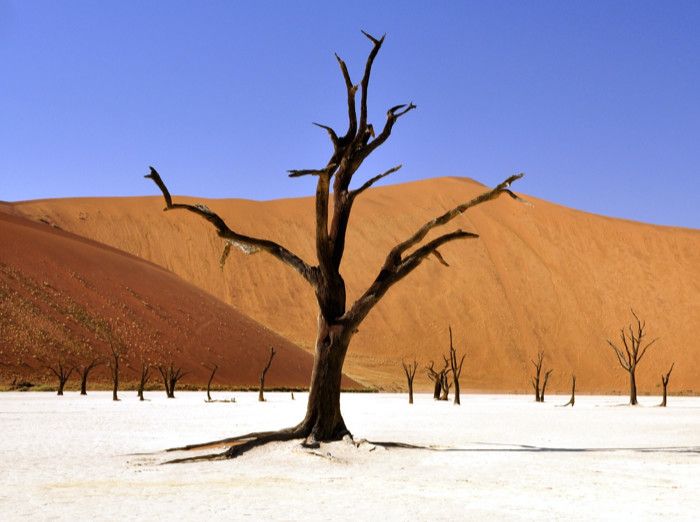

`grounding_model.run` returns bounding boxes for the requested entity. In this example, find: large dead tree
[146,32,524,460]
[447,326,466,405]
[607,310,659,406]
[660,363,674,407]
[258,347,276,402]
[401,359,418,404]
